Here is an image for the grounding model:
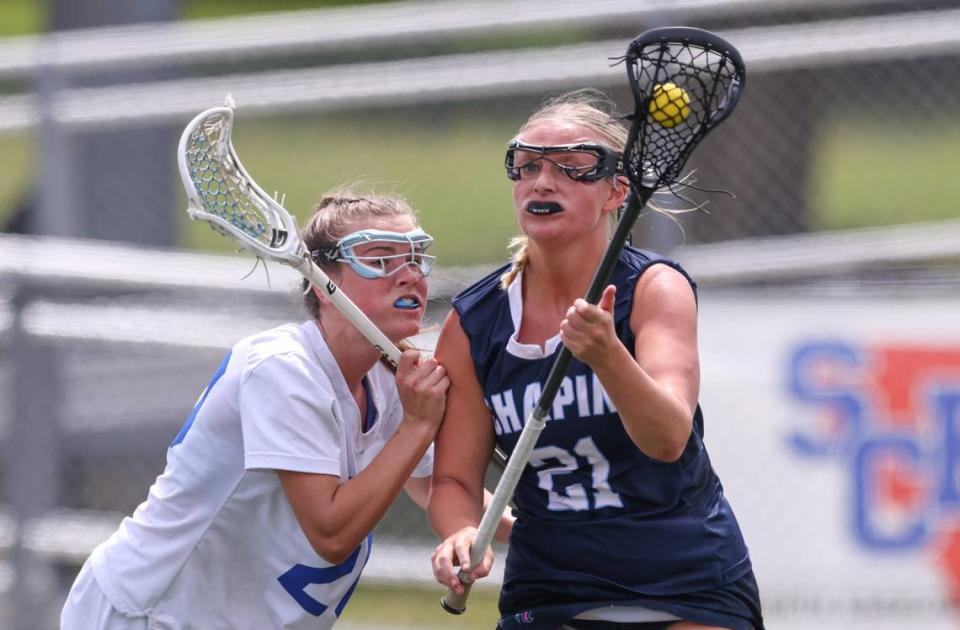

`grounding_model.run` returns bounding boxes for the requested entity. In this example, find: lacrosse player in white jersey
[62,189,463,629]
